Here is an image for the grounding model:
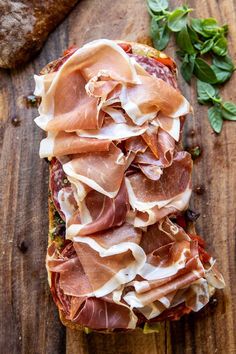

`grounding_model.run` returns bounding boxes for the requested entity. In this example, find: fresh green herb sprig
[197,80,236,133]
[147,0,236,133]
[148,0,235,84]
